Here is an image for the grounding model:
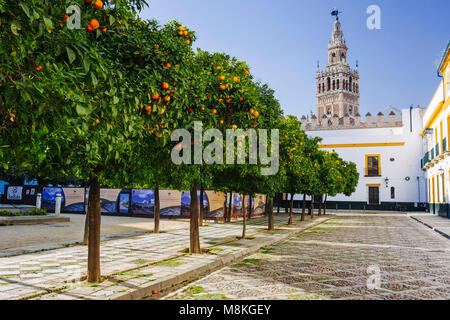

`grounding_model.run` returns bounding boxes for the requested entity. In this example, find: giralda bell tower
[316,11,360,119]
